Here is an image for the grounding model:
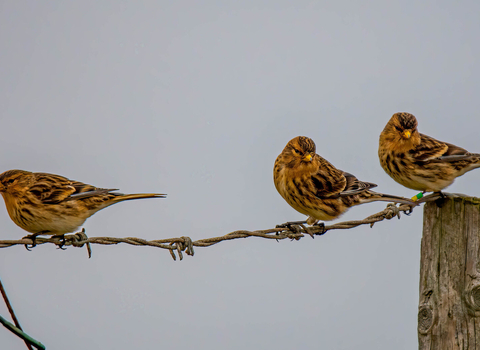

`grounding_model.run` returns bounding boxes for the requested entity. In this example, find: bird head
[380,112,420,146]
[0,170,32,195]
[280,136,317,168]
